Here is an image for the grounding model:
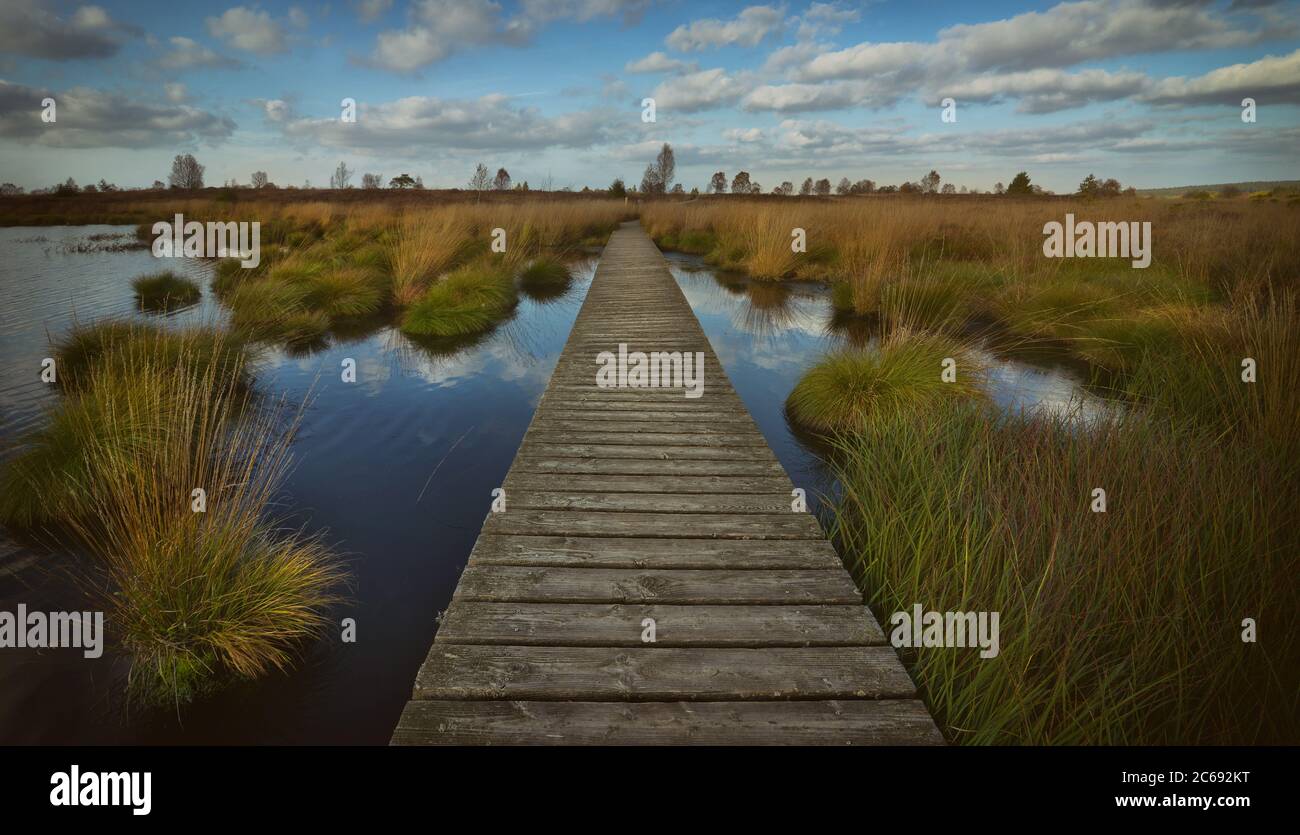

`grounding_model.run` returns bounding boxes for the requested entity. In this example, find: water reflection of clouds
[667,253,1112,427]
[981,356,1112,423]
[671,269,829,342]
[379,265,597,392]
